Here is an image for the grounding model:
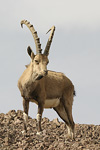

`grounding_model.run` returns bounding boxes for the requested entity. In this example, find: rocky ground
[0,110,100,150]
